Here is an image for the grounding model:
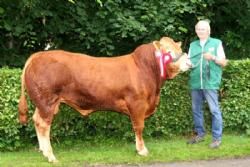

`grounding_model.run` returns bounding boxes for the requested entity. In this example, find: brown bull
[18,37,190,162]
